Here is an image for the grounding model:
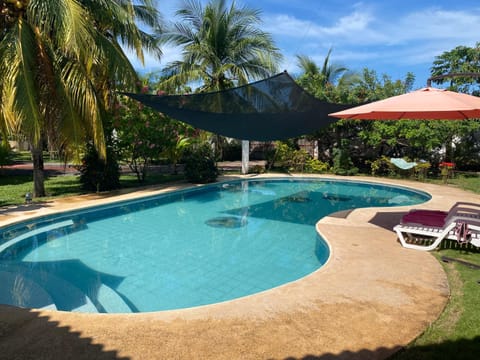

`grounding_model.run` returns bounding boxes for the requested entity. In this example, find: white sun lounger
[394,217,480,251]
[399,202,480,230]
